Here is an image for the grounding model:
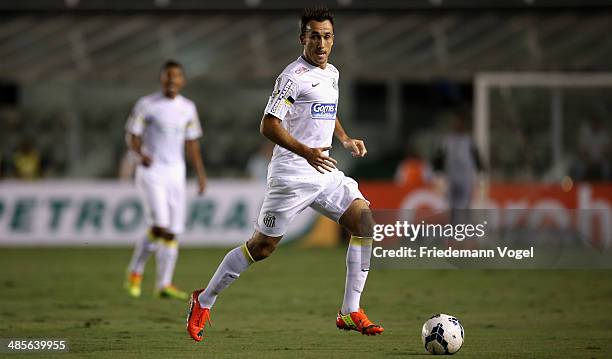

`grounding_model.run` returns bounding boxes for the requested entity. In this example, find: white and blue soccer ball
[421,314,464,355]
